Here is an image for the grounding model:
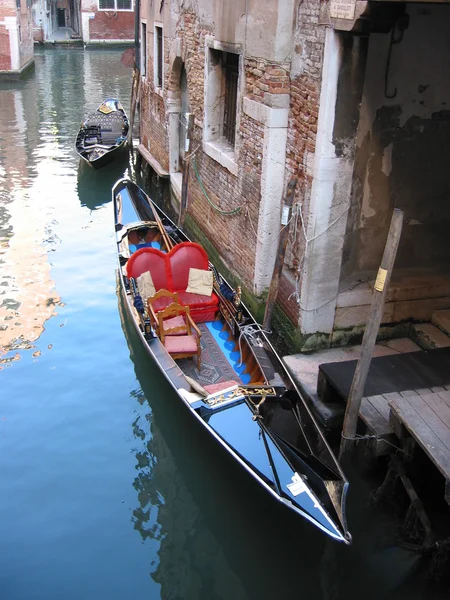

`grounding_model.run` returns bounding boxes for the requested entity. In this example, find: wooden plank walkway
[358,393,396,455]
[319,347,450,398]
[318,348,450,458]
[317,348,450,494]
[389,388,450,505]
